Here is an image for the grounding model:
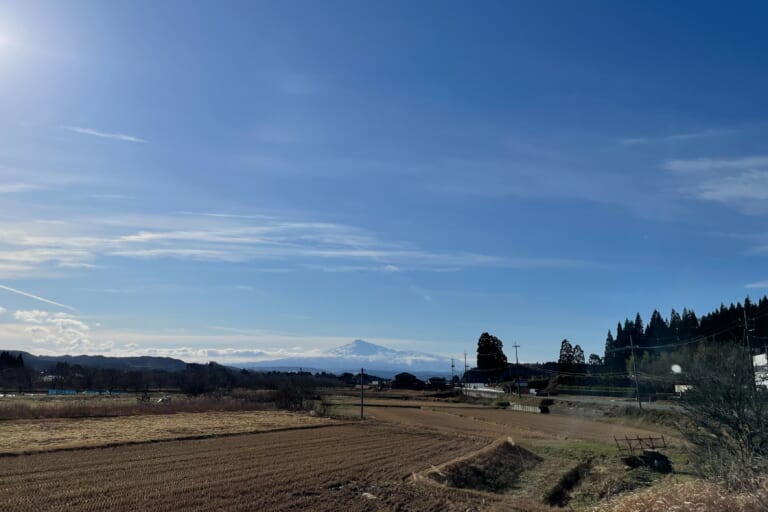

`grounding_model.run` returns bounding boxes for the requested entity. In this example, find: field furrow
[1,422,538,511]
